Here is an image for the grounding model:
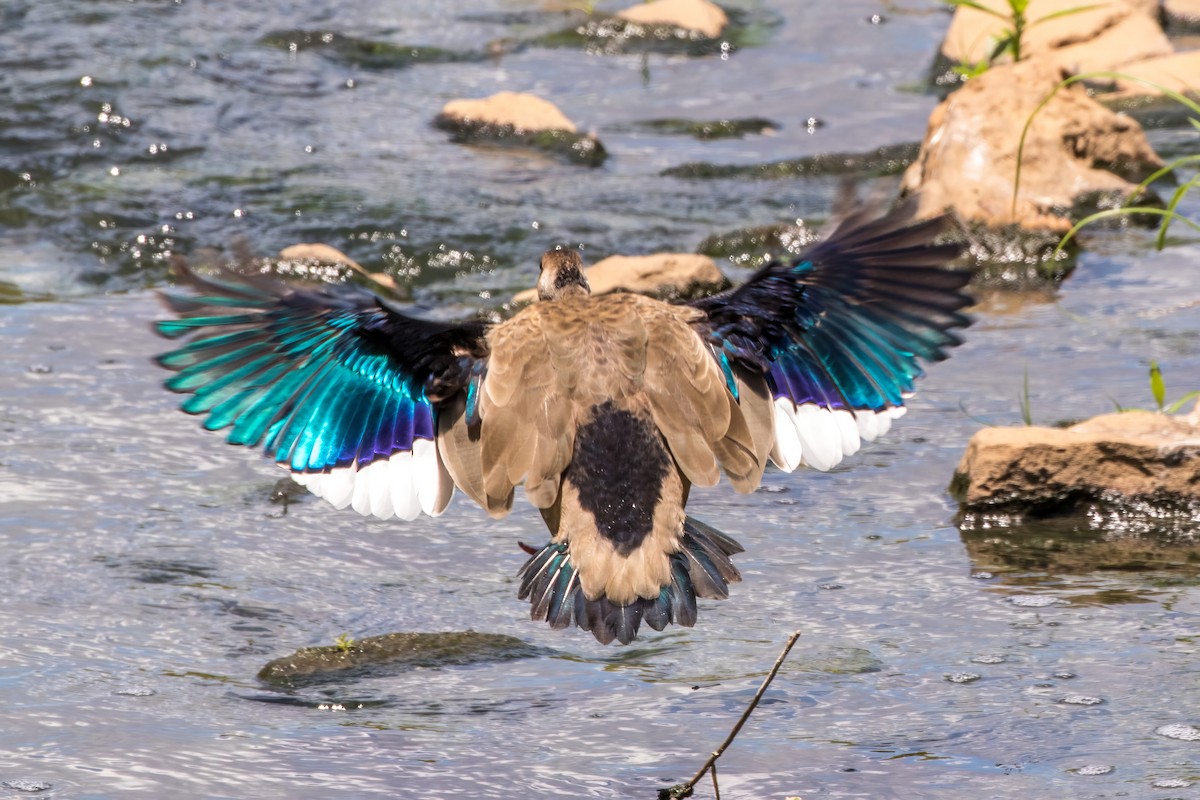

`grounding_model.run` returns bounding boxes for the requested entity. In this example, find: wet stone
[1153,778,1194,788]
[615,0,729,39]
[1054,671,1077,680]
[790,645,882,675]
[957,221,1077,292]
[531,6,775,58]
[433,115,607,168]
[1,780,51,793]
[697,221,818,270]
[663,142,919,180]
[1070,764,1115,776]
[112,686,156,697]
[946,672,982,684]
[971,654,1006,664]
[634,117,779,140]
[1009,595,1065,608]
[259,30,475,70]
[258,631,548,688]
[1060,694,1104,706]
[1155,723,1200,741]
[953,411,1200,543]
